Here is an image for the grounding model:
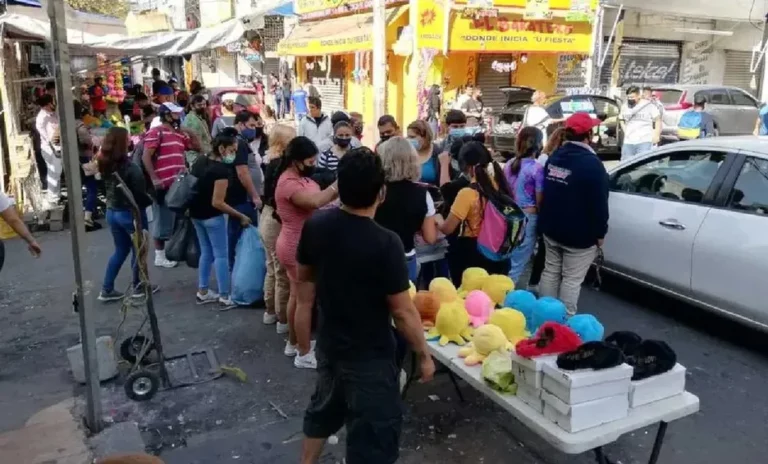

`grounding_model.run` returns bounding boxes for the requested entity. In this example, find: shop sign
[461,7,499,19]
[453,0,597,9]
[467,0,494,7]
[565,0,593,22]
[524,0,552,20]
[278,32,373,56]
[416,0,445,49]
[295,0,404,20]
[448,16,592,53]
[619,57,679,85]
